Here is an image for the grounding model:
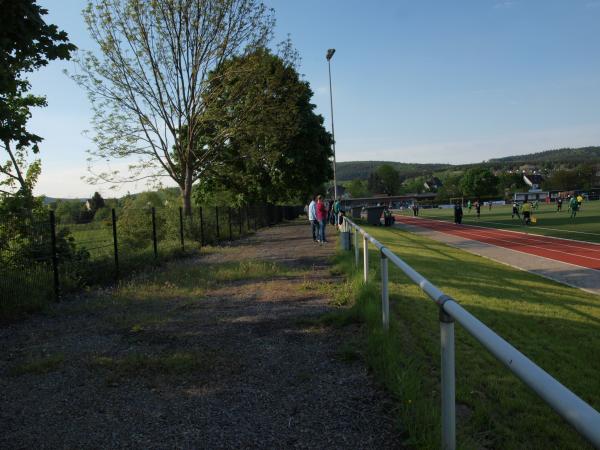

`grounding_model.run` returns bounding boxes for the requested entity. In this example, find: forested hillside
[336,161,451,181]
[487,146,600,165]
